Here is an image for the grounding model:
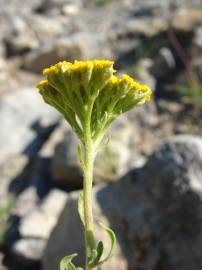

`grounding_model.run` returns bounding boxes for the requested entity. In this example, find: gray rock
[19,189,67,239]
[62,3,81,16]
[133,58,156,90]
[13,187,39,217]
[0,88,60,164]
[43,134,202,270]
[142,134,202,195]
[151,47,176,78]
[171,8,202,33]
[12,238,46,262]
[4,16,39,55]
[25,15,64,43]
[194,26,202,49]
[6,33,39,56]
